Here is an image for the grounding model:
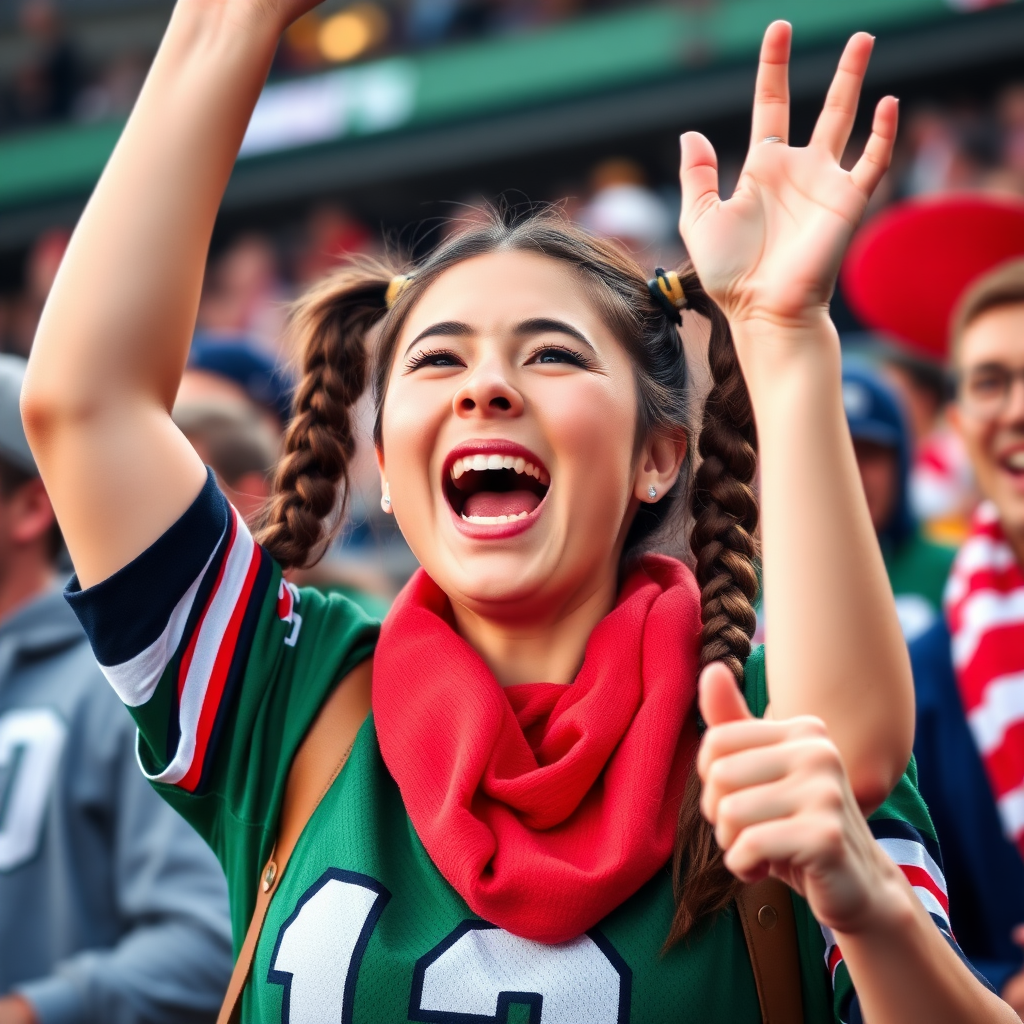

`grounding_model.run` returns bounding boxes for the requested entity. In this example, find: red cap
[841,194,1024,362]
